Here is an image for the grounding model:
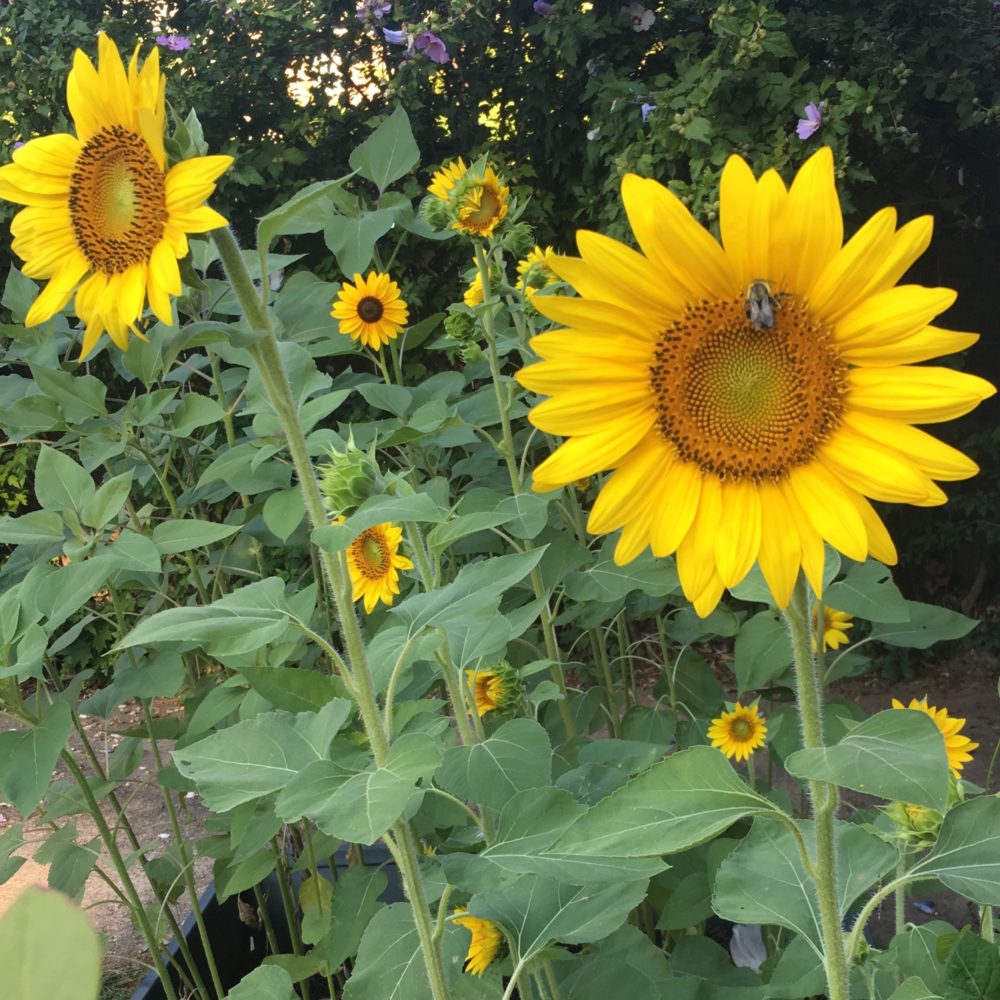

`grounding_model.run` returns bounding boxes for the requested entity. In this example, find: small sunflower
[428,157,468,200]
[708,702,767,761]
[331,271,408,350]
[463,270,485,307]
[466,669,506,717]
[345,522,413,613]
[453,907,503,977]
[812,605,854,651]
[517,148,994,617]
[891,696,978,778]
[0,33,232,358]
[453,166,509,238]
[517,244,559,300]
